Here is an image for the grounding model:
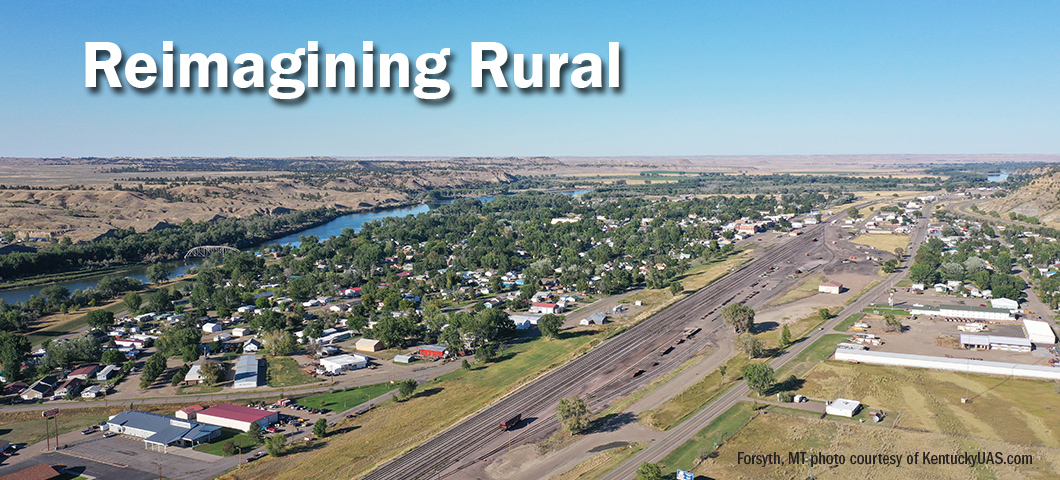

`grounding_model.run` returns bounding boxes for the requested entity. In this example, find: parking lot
[51,434,239,480]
